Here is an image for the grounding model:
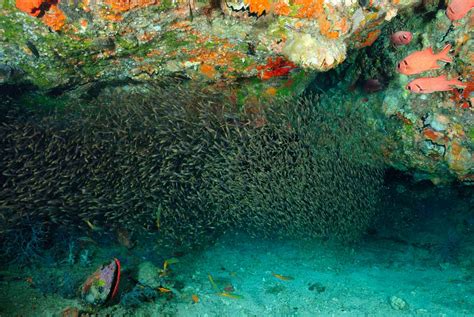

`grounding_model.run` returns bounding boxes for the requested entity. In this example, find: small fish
[77,236,98,244]
[406,75,466,93]
[208,274,219,291]
[163,257,179,271]
[158,287,172,293]
[84,219,102,231]
[397,44,452,75]
[223,284,235,292]
[446,0,474,21]
[26,41,40,58]
[390,31,413,46]
[192,294,199,303]
[362,79,384,93]
[272,272,295,281]
[218,292,243,299]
